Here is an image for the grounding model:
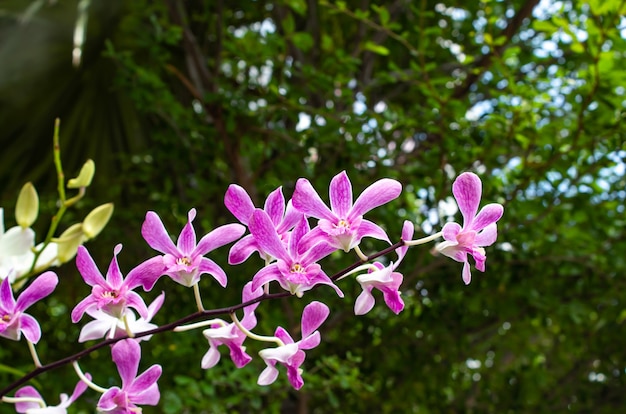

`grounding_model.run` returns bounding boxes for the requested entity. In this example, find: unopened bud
[67,159,95,189]
[83,203,114,239]
[55,223,85,263]
[15,182,39,228]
